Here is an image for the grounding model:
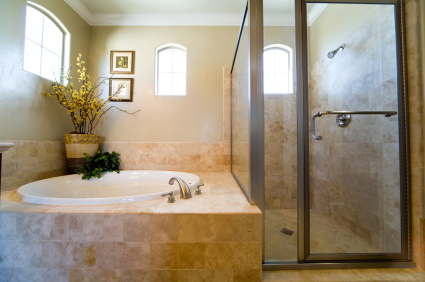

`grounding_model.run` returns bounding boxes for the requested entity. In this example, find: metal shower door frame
[264,0,413,270]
